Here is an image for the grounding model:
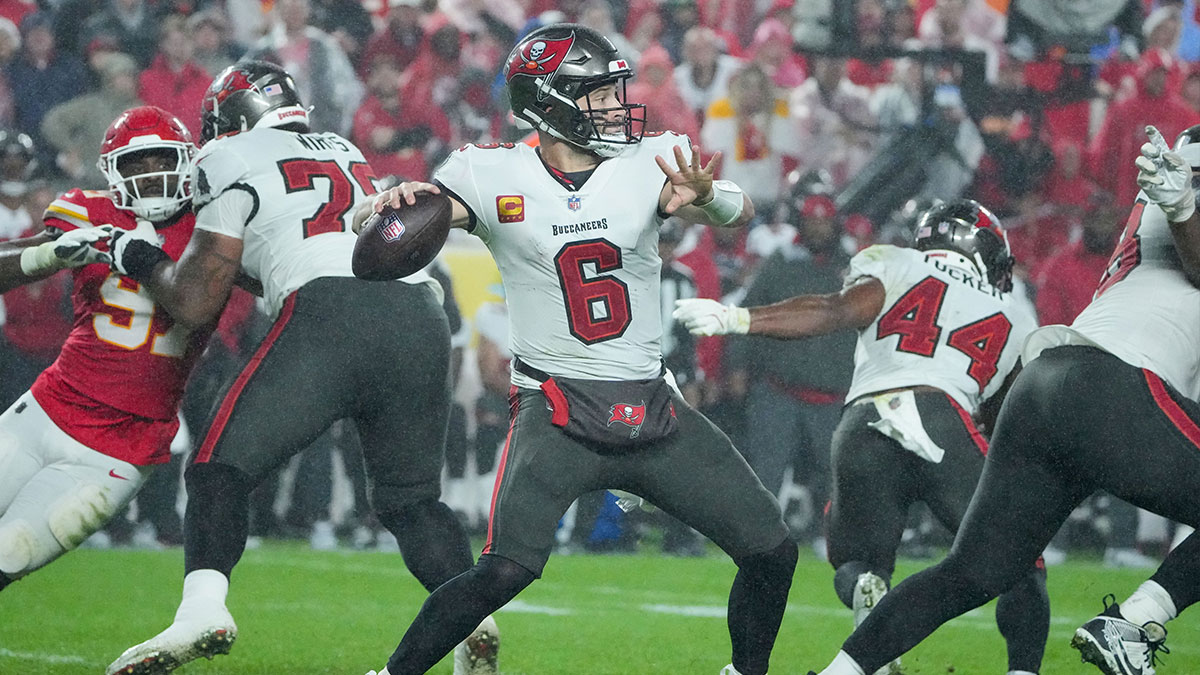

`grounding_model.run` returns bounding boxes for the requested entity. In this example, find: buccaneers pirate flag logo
[608,401,647,439]
[506,34,575,84]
